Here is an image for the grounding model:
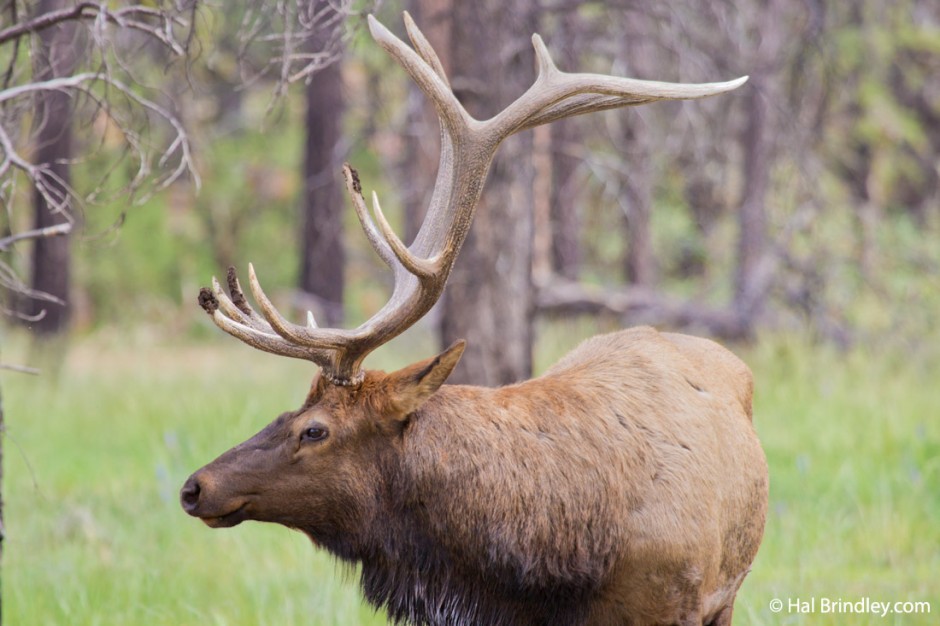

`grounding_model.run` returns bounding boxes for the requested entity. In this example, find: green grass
[2,337,388,626]
[3,323,938,625]
[738,336,940,625]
